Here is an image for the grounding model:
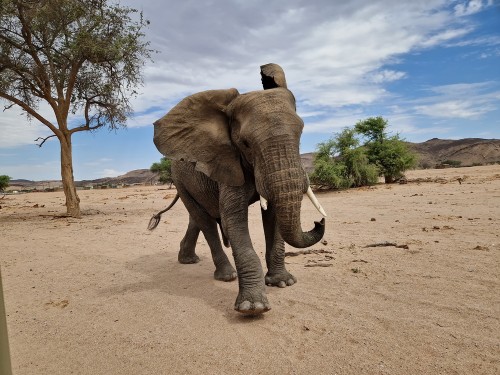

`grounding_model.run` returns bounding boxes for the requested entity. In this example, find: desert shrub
[310,158,351,189]
[310,128,378,189]
[150,157,173,185]
[0,175,10,192]
[355,117,417,183]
